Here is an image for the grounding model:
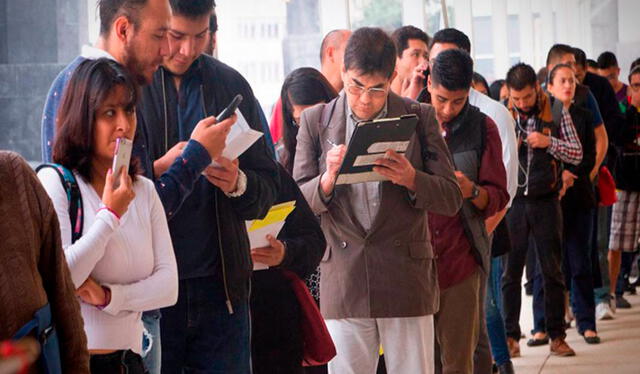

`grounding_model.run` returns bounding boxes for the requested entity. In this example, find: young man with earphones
[501,63,583,358]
